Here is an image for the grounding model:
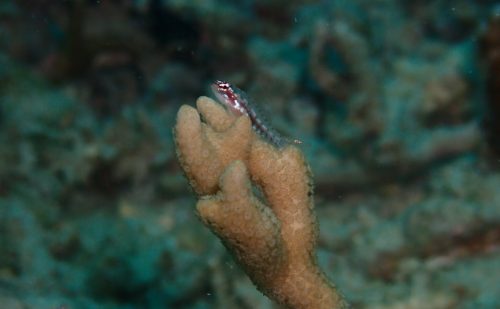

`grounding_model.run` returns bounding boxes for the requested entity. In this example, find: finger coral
[174,96,348,309]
